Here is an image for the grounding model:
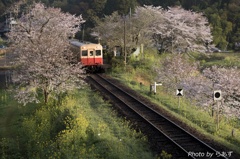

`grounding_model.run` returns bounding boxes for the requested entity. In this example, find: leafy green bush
[103,51,114,63]
[0,88,158,159]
